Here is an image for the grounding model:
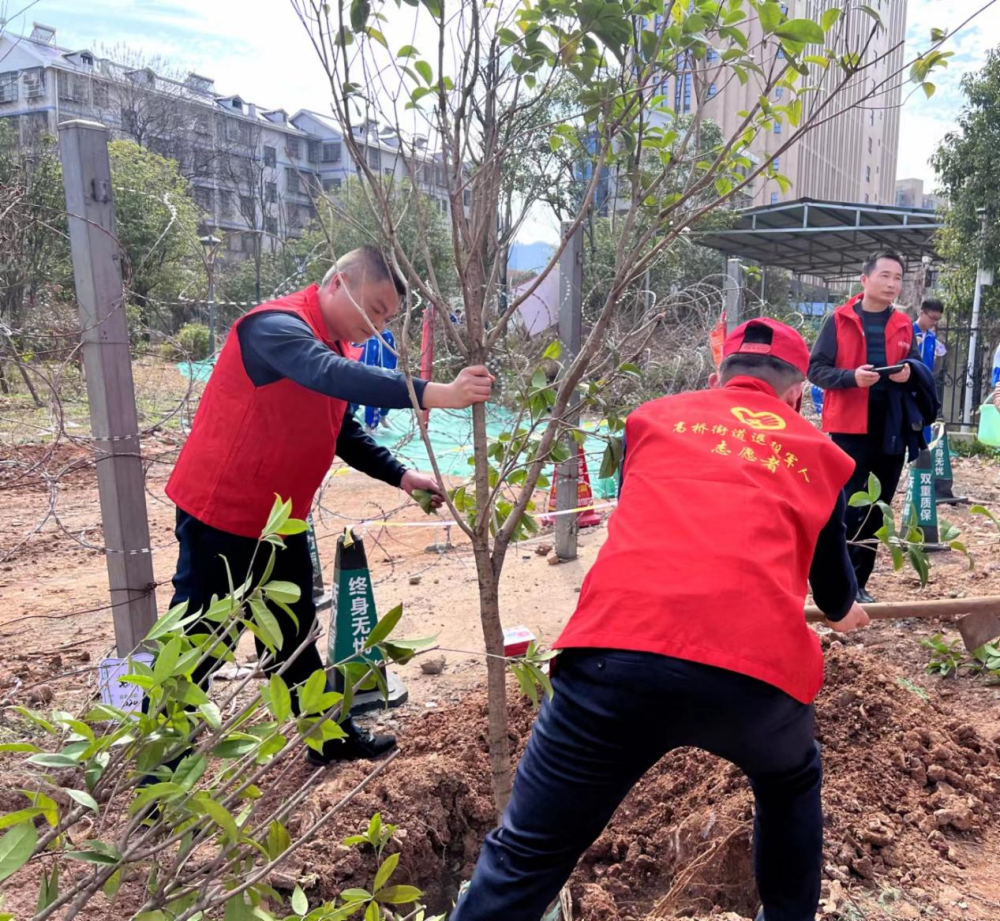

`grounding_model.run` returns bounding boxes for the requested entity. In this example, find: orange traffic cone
[542,447,602,528]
